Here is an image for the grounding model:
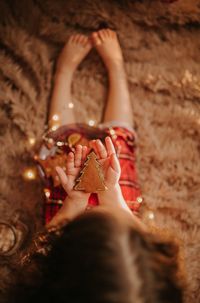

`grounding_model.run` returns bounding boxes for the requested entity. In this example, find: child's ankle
[54,67,74,81]
[108,62,126,76]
